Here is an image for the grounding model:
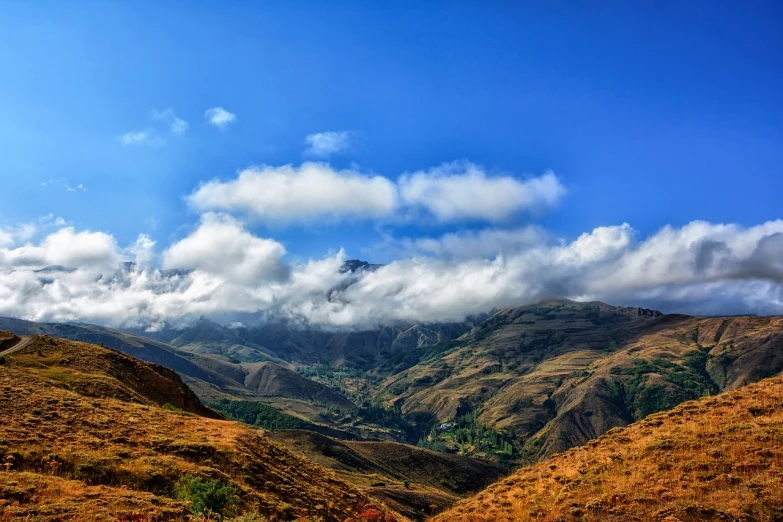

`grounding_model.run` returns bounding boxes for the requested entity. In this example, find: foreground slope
[0,336,403,521]
[433,375,783,522]
[0,316,242,393]
[269,430,506,520]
